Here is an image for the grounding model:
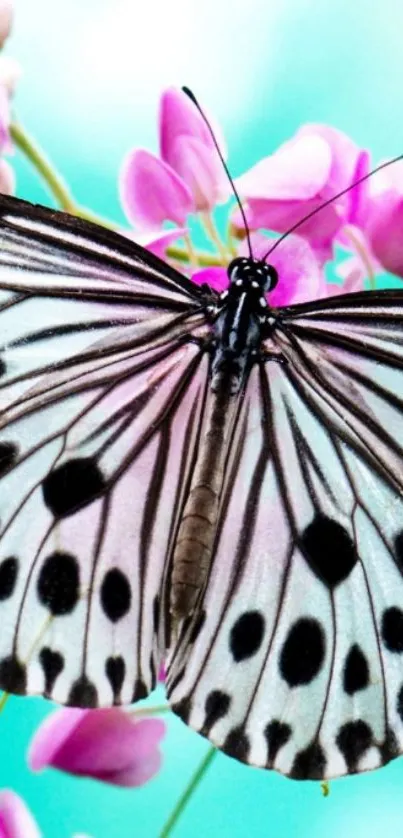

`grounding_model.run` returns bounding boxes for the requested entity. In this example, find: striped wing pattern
[167,292,403,779]
[0,197,212,706]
